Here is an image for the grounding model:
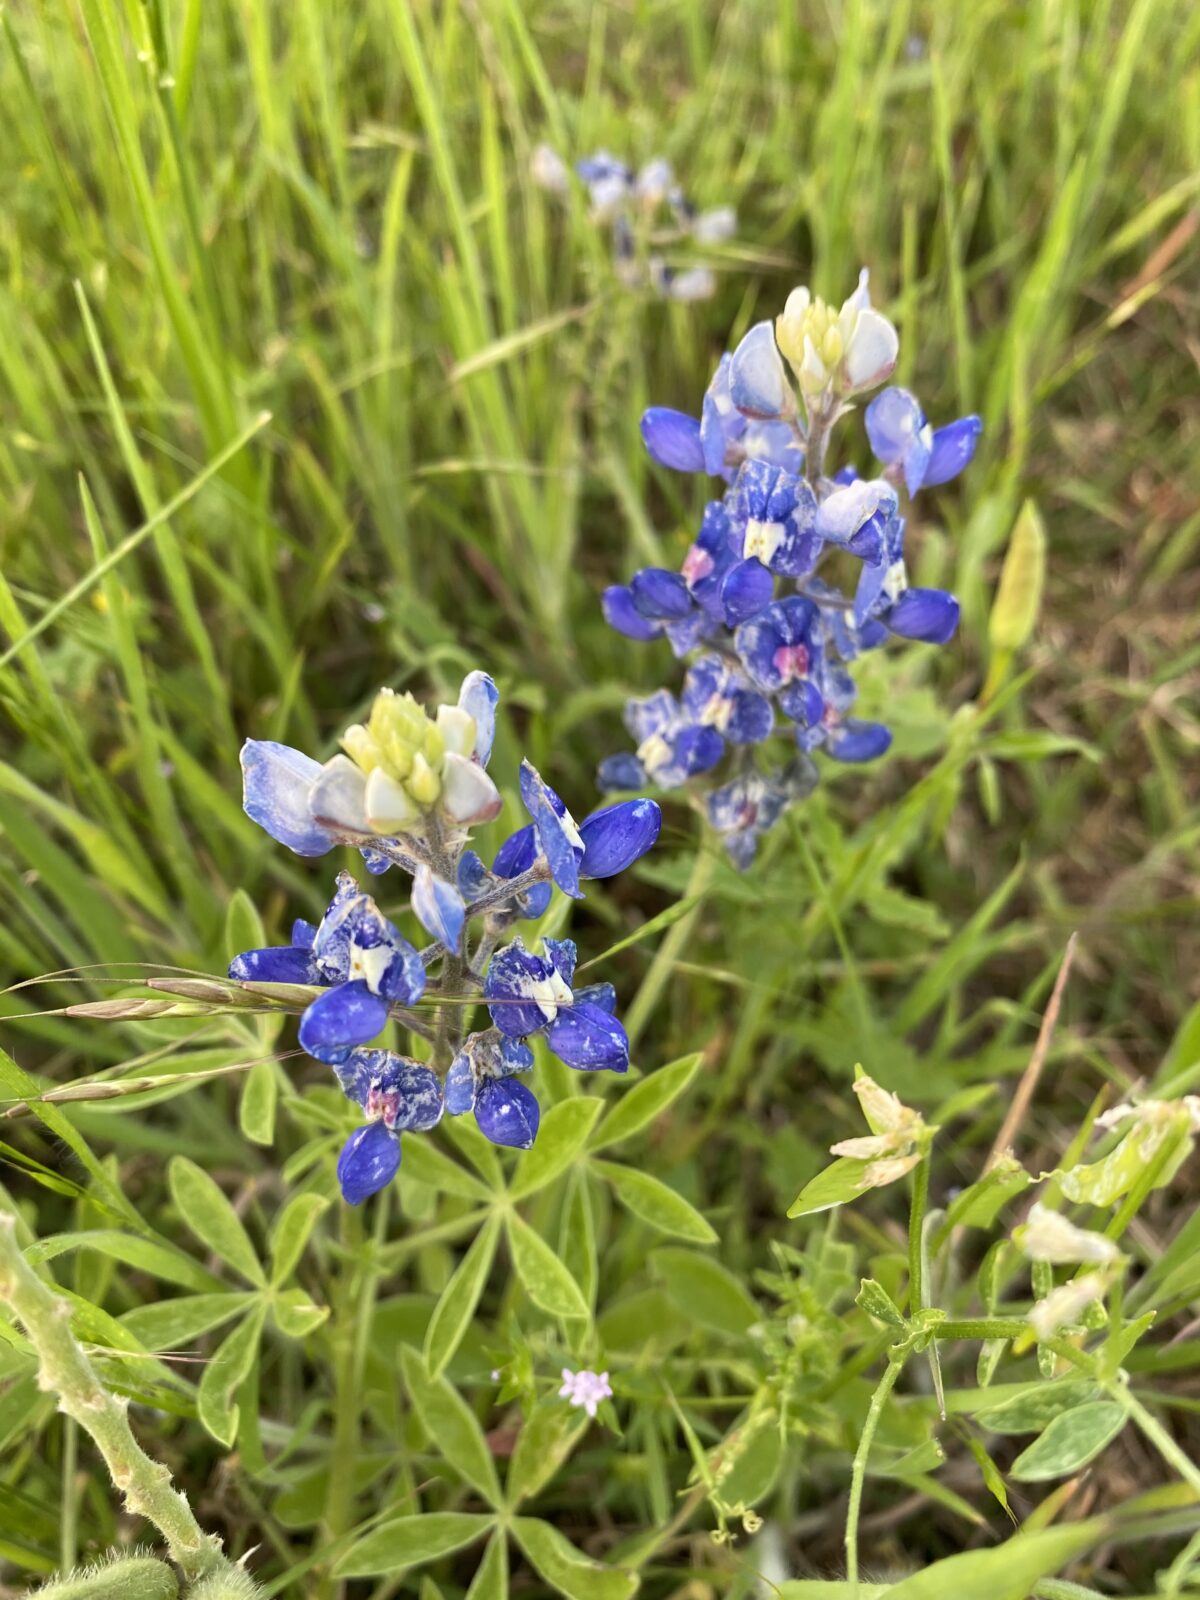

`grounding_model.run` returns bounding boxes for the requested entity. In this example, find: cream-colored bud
[406,751,441,806]
[436,704,477,759]
[341,723,378,773]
